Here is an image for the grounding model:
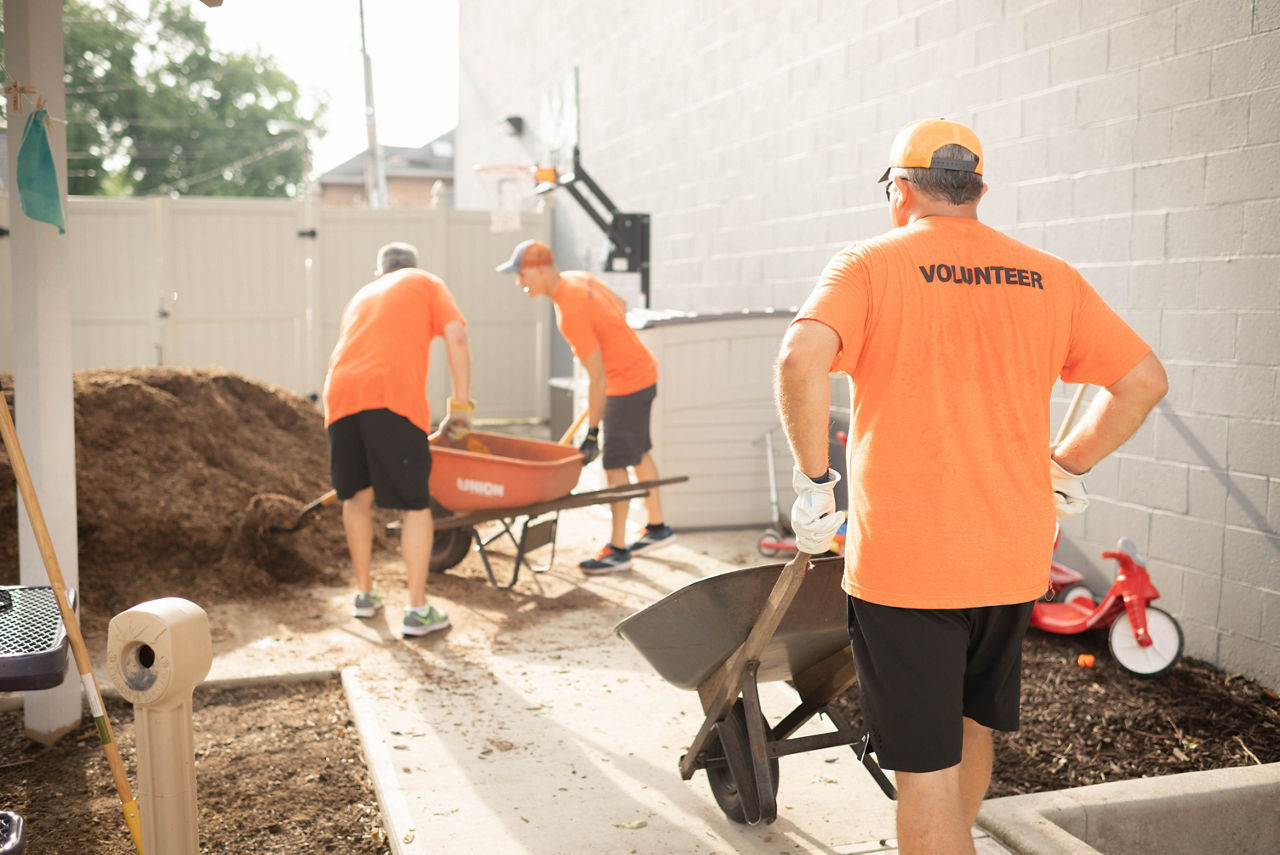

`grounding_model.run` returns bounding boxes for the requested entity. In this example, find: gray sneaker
[352,589,383,618]
[402,604,451,637]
